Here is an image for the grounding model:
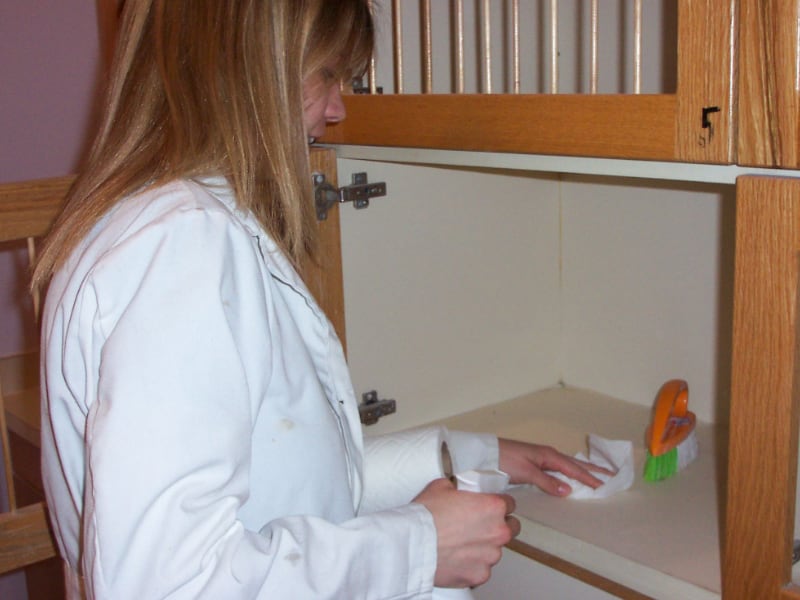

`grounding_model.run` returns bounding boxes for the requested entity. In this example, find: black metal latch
[358,390,396,426]
[313,172,387,221]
